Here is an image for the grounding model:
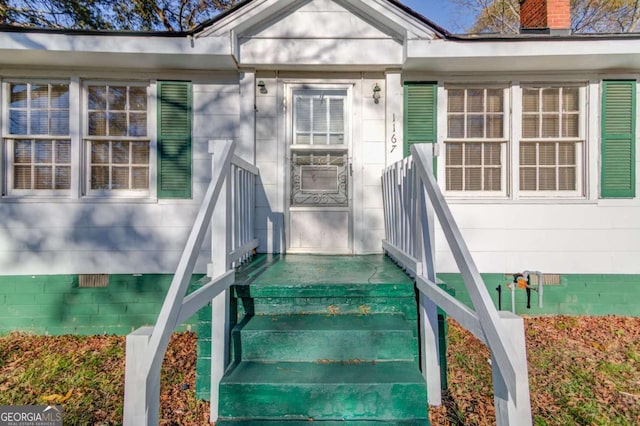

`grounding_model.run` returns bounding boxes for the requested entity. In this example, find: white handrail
[123,140,259,425]
[382,144,532,426]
